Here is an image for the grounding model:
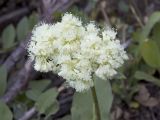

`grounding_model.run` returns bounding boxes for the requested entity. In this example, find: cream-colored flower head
[28,13,128,92]
[28,23,59,72]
